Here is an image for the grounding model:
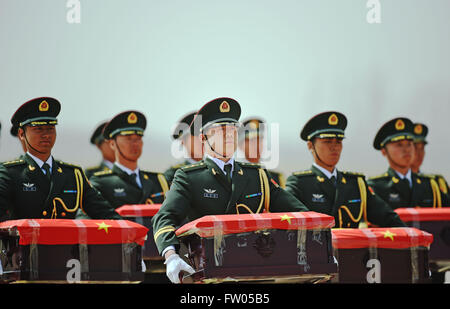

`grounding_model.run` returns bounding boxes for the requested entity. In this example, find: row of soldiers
[0,97,448,283]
